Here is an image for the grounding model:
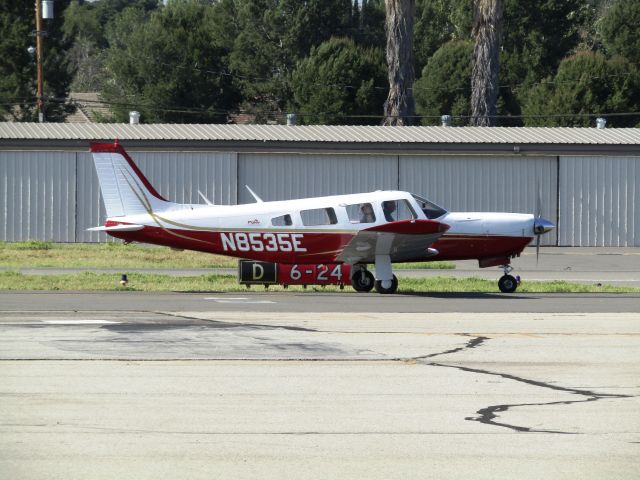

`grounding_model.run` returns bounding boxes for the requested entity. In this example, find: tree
[383,0,416,126]
[291,37,387,125]
[522,51,640,127]
[413,0,470,73]
[470,0,503,126]
[100,1,240,123]
[414,41,473,125]
[354,0,386,49]
[228,0,355,121]
[63,0,159,49]
[0,0,73,121]
[600,0,640,64]
[501,0,590,87]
